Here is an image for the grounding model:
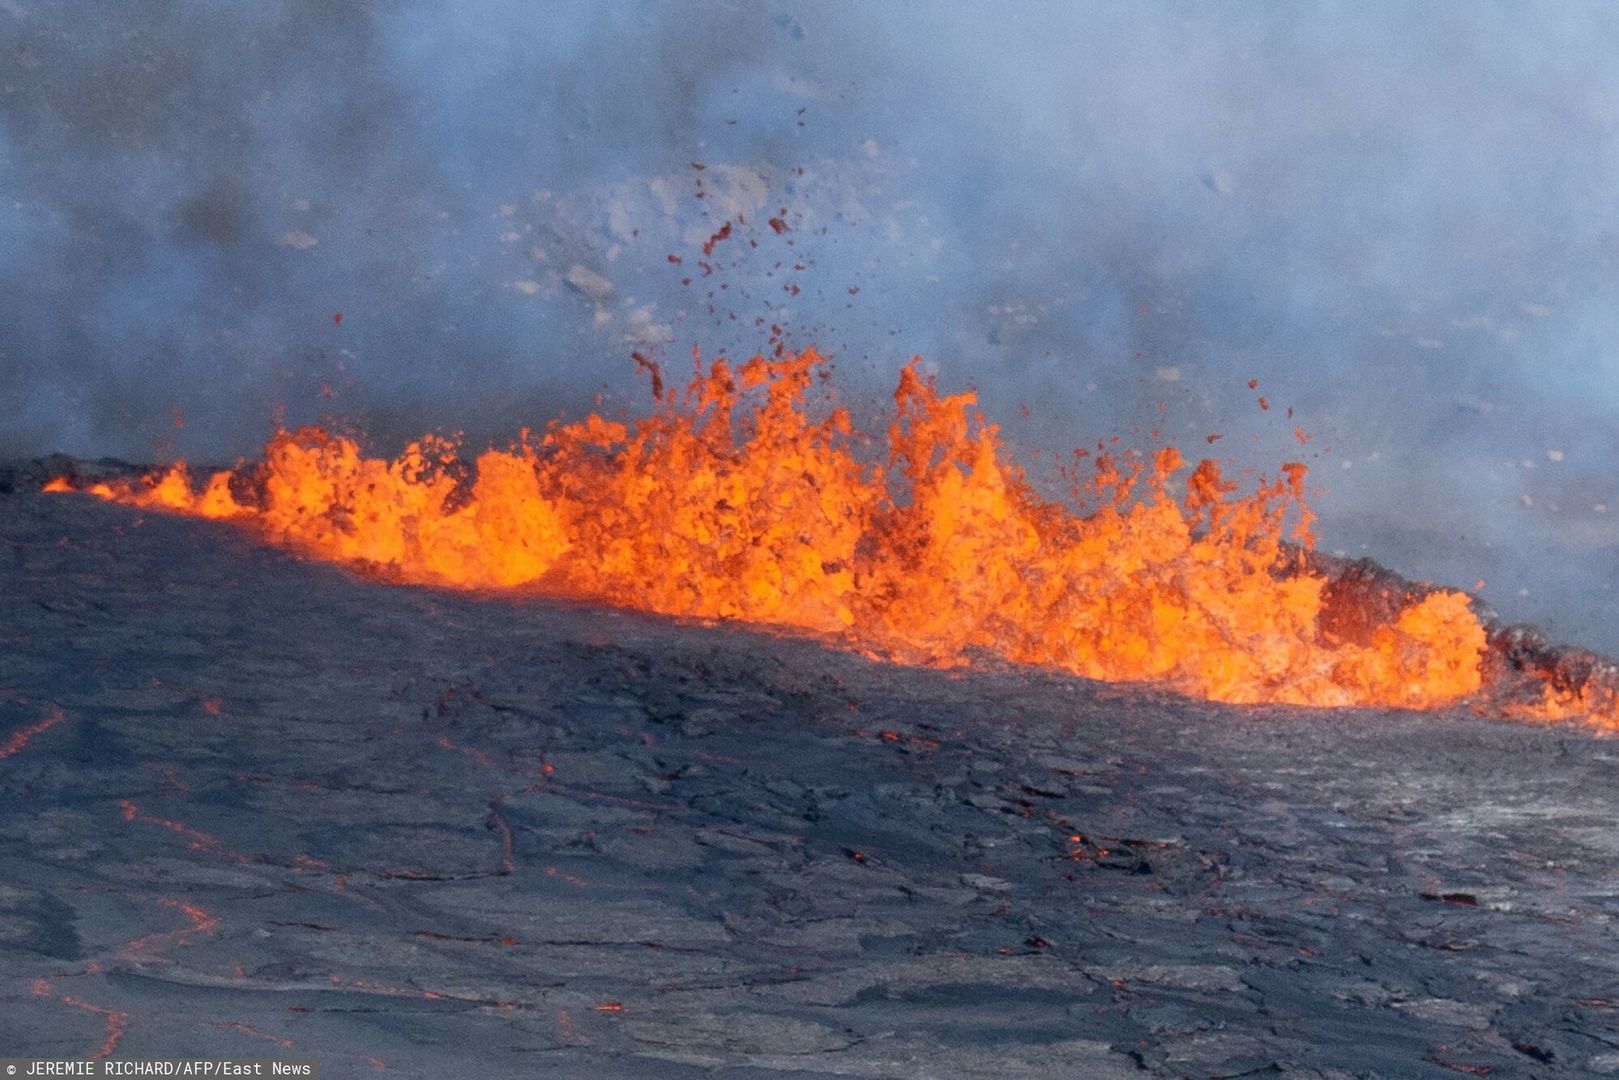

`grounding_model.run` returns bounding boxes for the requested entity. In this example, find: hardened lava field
[6,475,1619,1076]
